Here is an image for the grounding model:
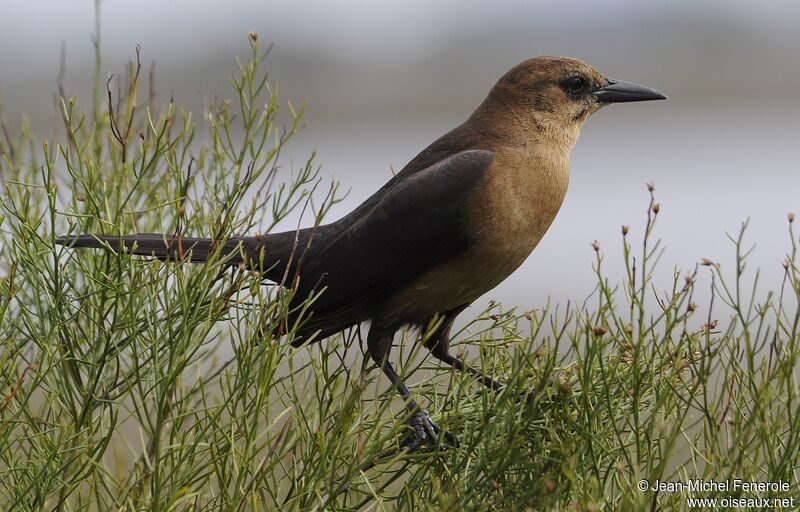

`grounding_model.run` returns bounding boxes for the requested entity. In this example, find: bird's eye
[562,76,588,94]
